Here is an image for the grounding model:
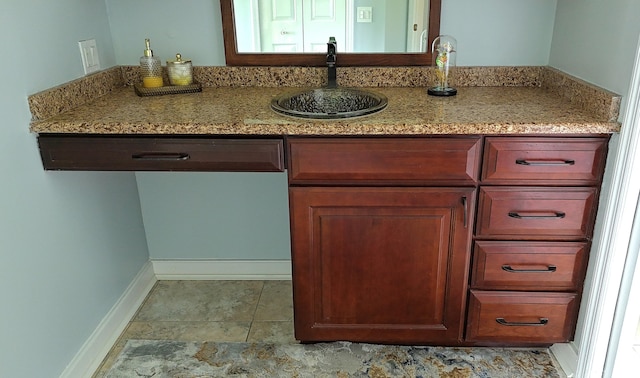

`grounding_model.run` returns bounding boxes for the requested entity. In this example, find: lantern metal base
[427,87,457,96]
